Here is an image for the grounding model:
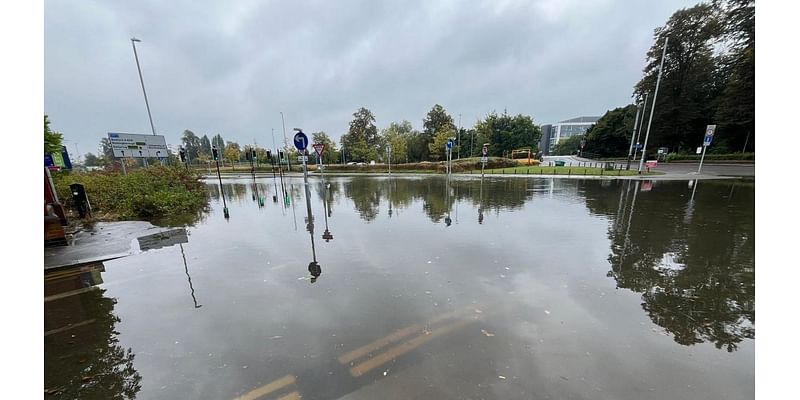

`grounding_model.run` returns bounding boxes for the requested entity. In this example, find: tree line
[571,0,754,158]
